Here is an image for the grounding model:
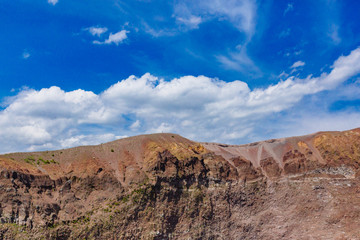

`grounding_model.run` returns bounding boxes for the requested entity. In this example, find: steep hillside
[0,129,360,239]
